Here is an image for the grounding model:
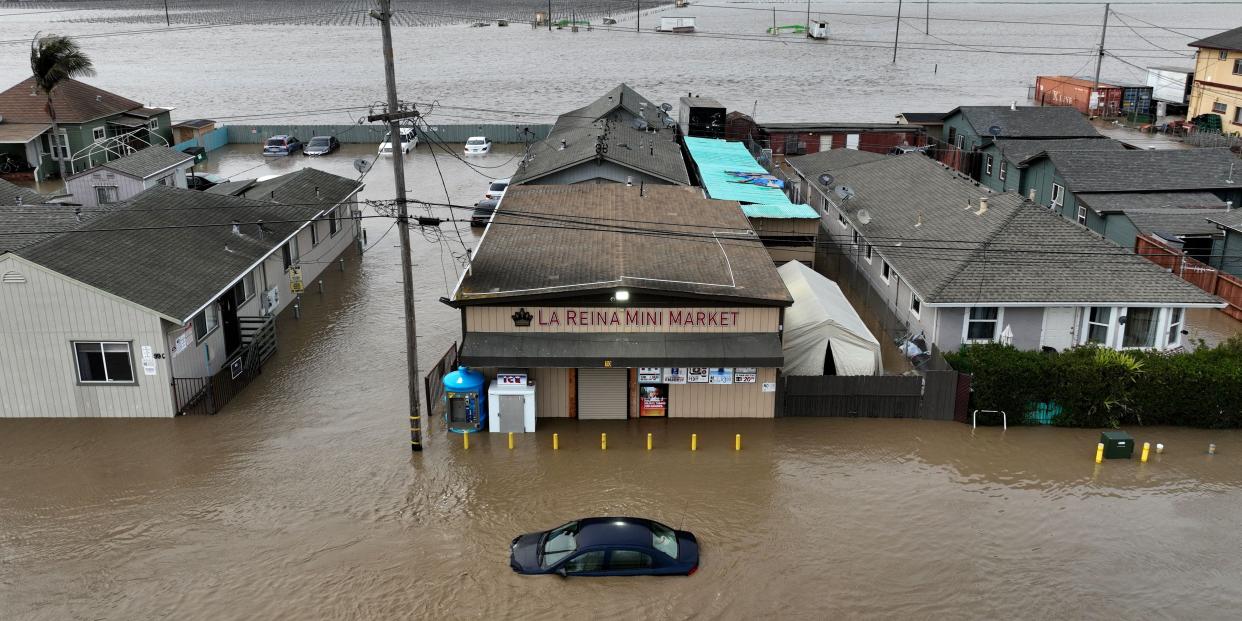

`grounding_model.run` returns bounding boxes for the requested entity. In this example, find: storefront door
[577,368,629,420]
